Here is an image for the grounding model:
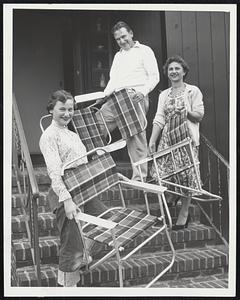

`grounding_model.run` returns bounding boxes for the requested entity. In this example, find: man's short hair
[111,21,132,35]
